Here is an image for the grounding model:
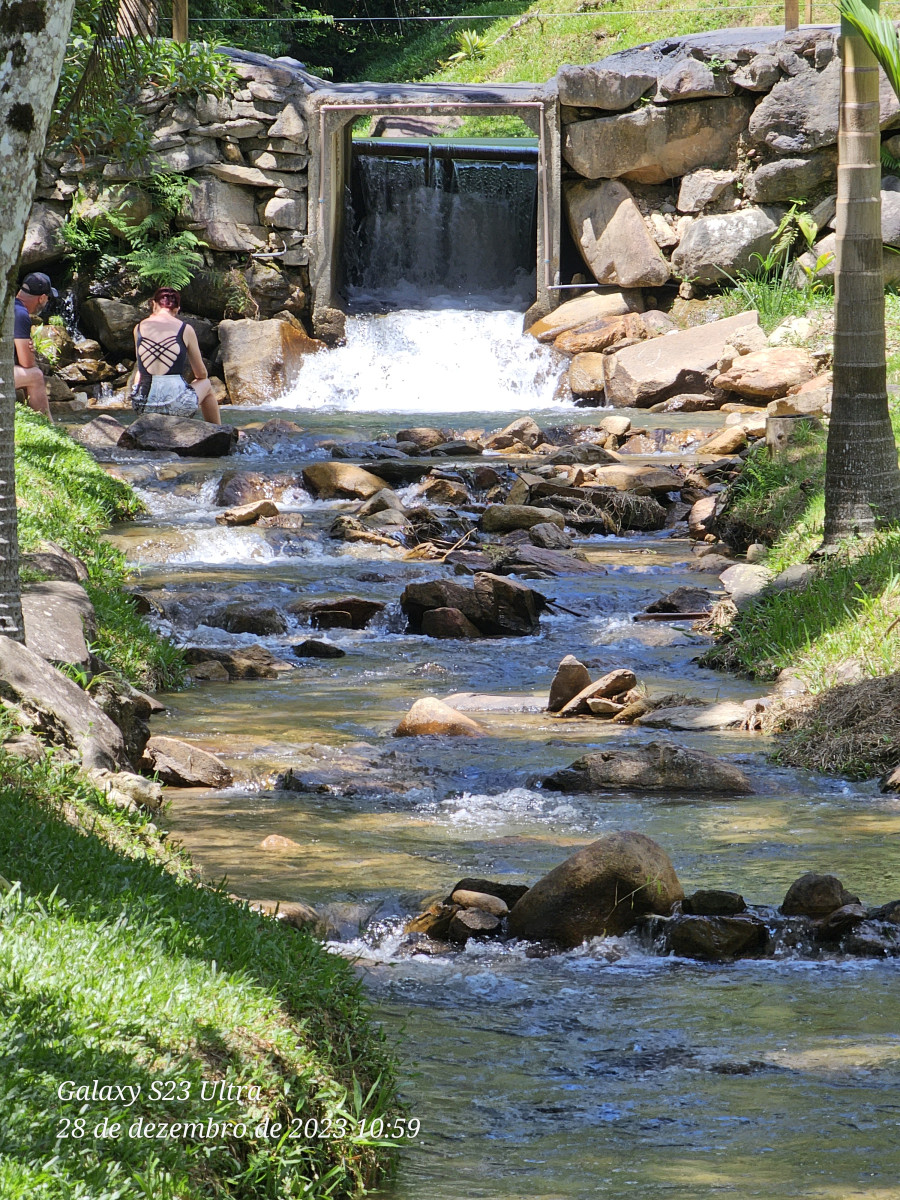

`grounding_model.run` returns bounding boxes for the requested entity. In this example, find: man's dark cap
[20,272,59,299]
